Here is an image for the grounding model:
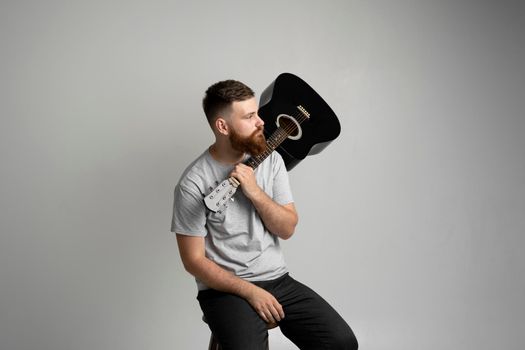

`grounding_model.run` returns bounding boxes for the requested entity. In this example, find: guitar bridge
[297,105,310,118]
